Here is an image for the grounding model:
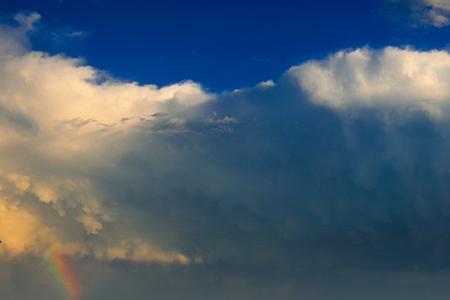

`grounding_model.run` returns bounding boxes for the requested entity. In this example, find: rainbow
[45,253,82,300]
